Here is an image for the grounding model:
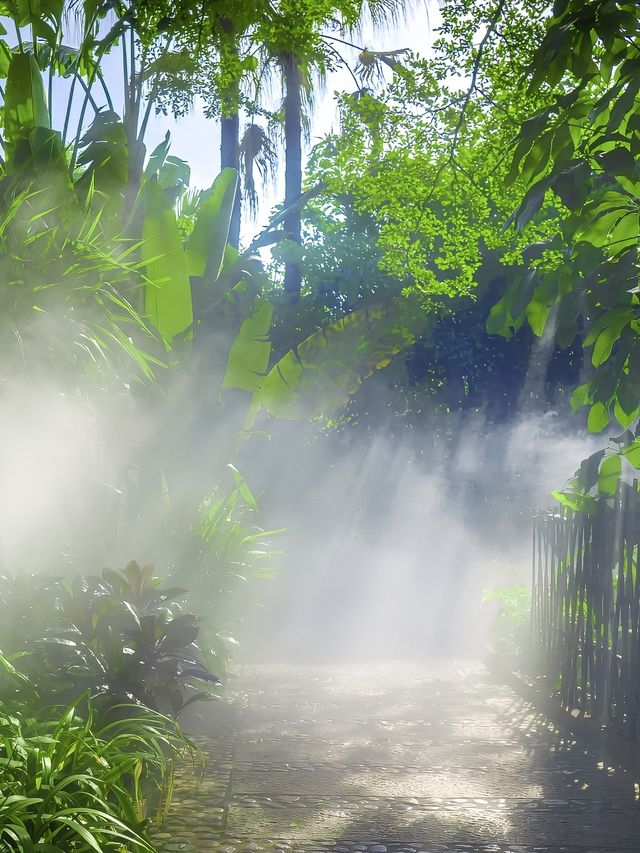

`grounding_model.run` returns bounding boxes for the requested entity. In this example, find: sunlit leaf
[142,180,193,345]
